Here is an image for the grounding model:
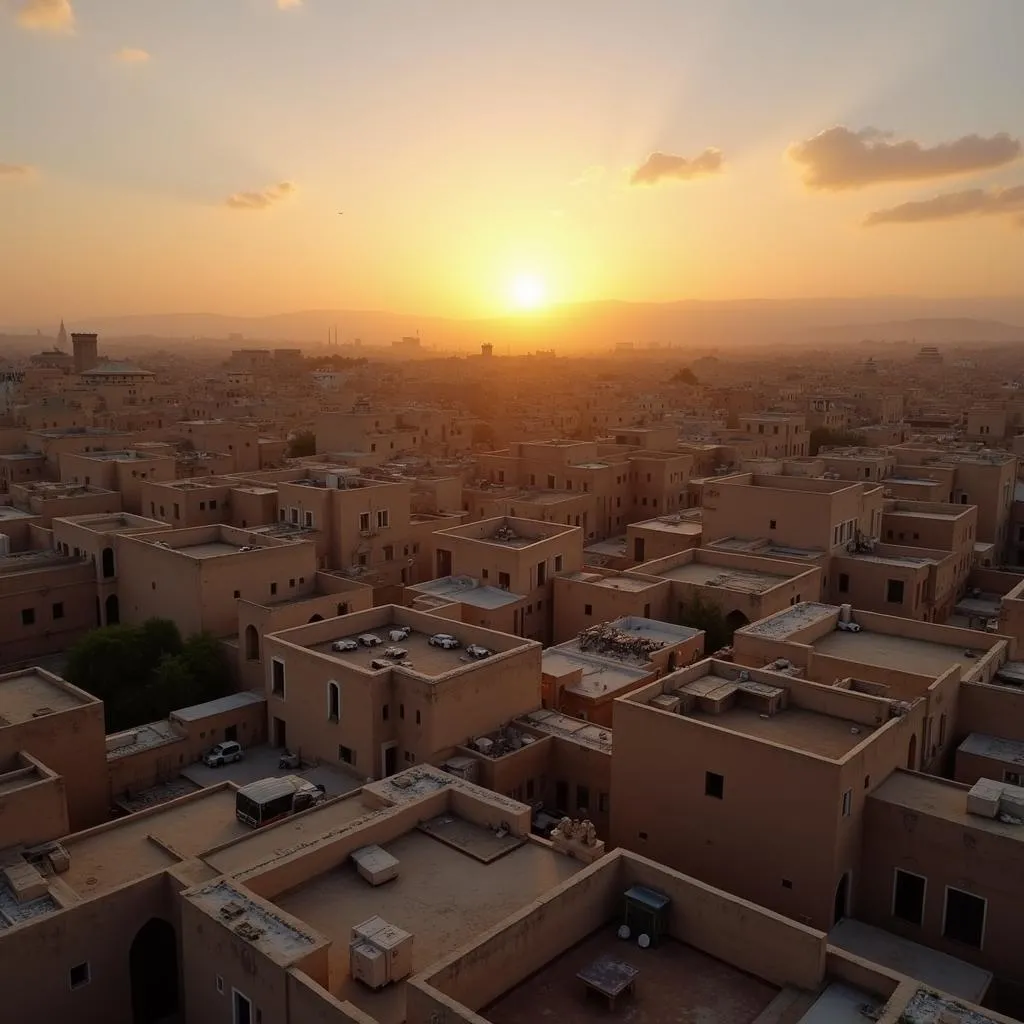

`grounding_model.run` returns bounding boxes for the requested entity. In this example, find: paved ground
[182,743,363,797]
